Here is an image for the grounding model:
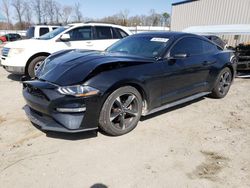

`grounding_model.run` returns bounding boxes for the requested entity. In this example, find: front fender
[85,62,164,111]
